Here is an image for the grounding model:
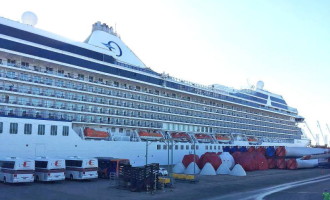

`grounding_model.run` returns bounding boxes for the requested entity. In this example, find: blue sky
[1,0,329,141]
